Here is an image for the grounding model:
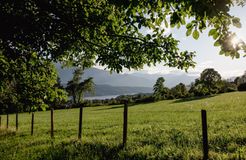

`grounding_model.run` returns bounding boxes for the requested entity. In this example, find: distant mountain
[56,64,198,96]
[83,68,153,87]
[57,64,197,87]
[57,64,154,87]
[131,72,198,87]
